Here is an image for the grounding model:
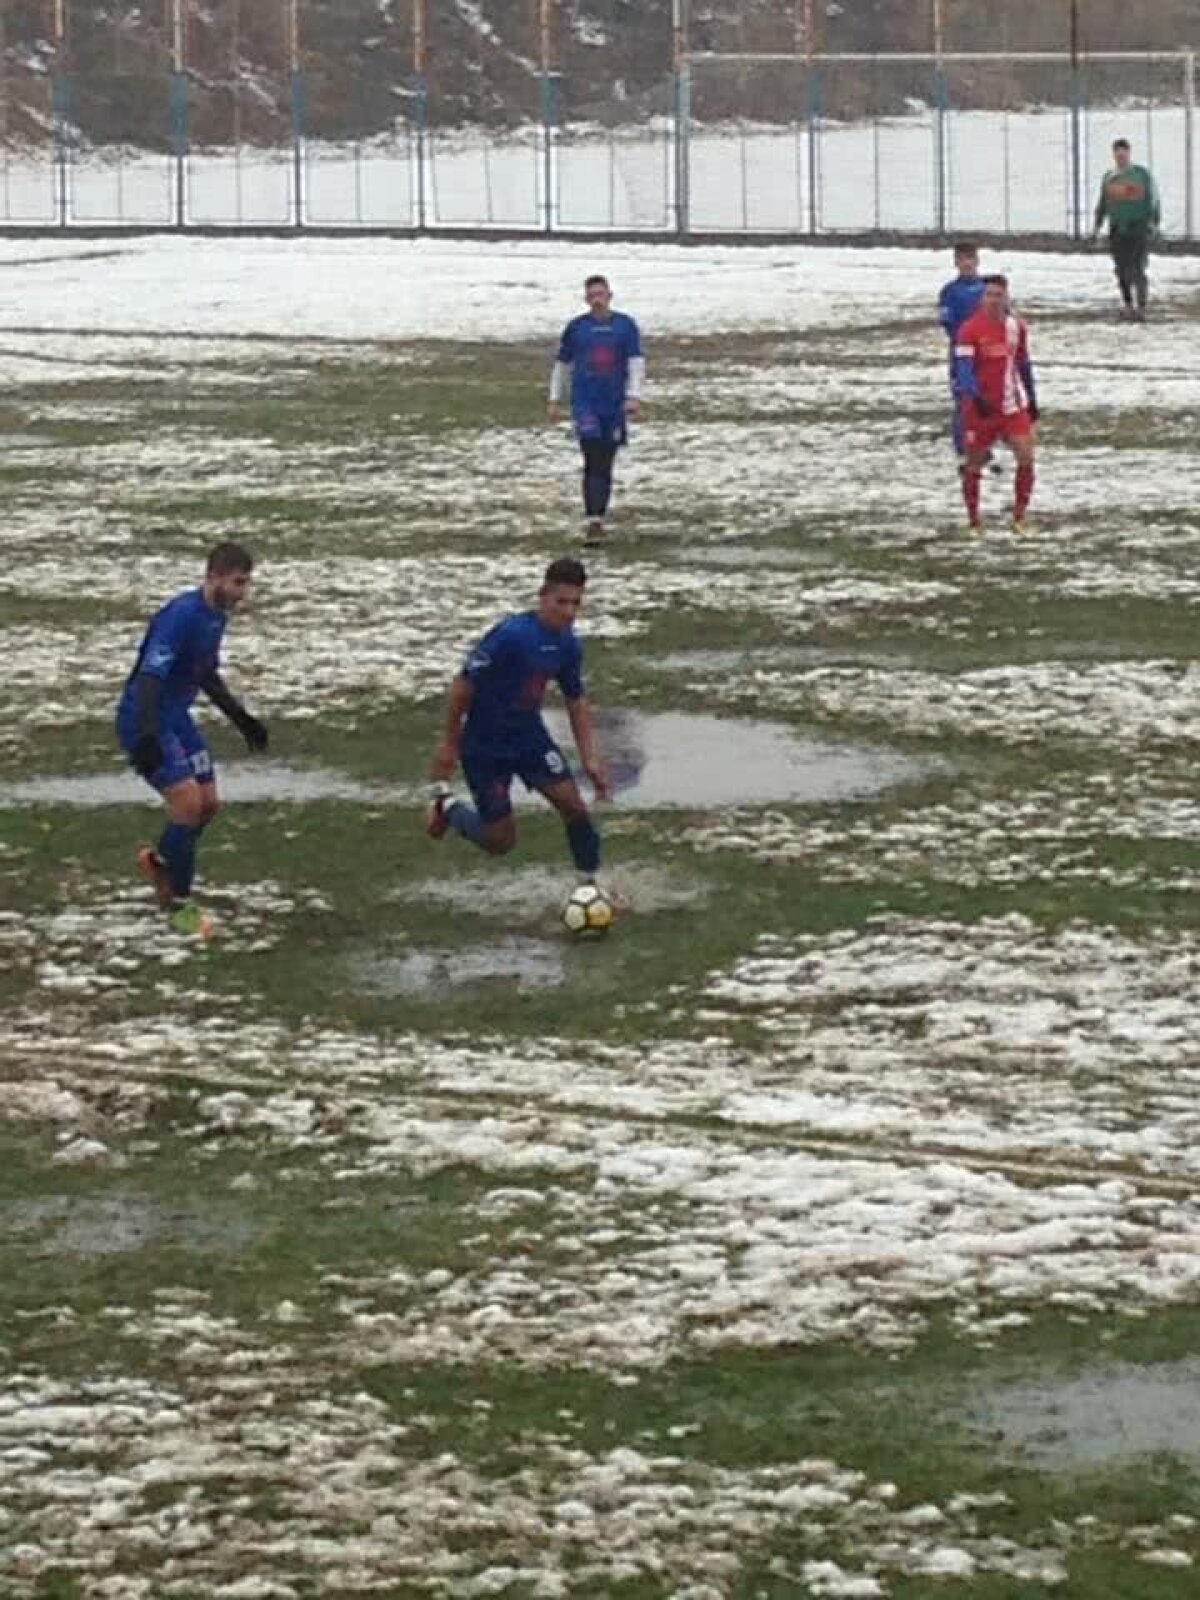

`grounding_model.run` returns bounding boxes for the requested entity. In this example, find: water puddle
[0,761,385,808]
[9,1193,262,1258]
[971,1359,1200,1471]
[2,717,926,817]
[348,936,566,999]
[545,708,929,809]
[399,859,708,919]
